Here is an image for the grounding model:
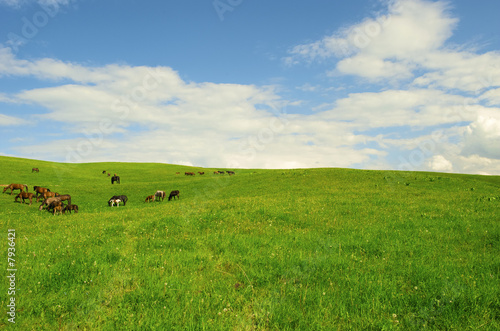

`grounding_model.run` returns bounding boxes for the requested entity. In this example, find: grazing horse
[198,172,205,175]
[15,192,35,205]
[111,175,120,184]
[109,199,121,207]
[34,186,51,199]
[39,197,62,211]
[57,194,72,205]
[227,171,235,175]
[32,168,39,173]
[102,170,107,174]
[3,184,27,195]
[185,172,195,176]
[53,204,64,215]
[168,190,180,201]
[63,204,79,214]
[155,190,166,201]
[145,195,155,203]
[108,195,128,206]
[176,172,181,175]
[37,191,59,202]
